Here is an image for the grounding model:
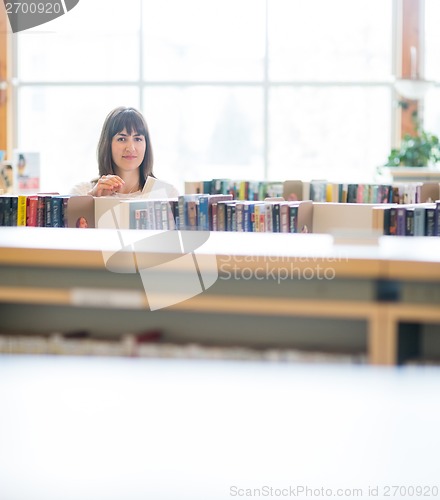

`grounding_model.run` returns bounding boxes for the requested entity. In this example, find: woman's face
[111,127,146,173]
